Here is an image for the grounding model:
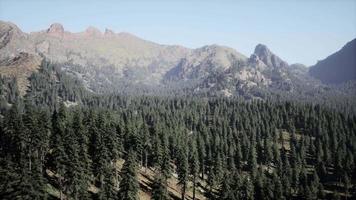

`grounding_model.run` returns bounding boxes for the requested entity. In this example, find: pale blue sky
[0,0,355,66]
